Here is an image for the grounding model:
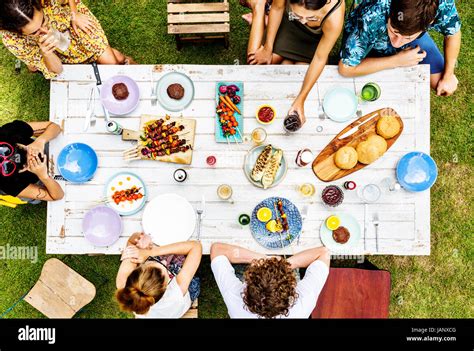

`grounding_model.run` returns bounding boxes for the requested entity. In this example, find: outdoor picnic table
[47,64,430,256]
